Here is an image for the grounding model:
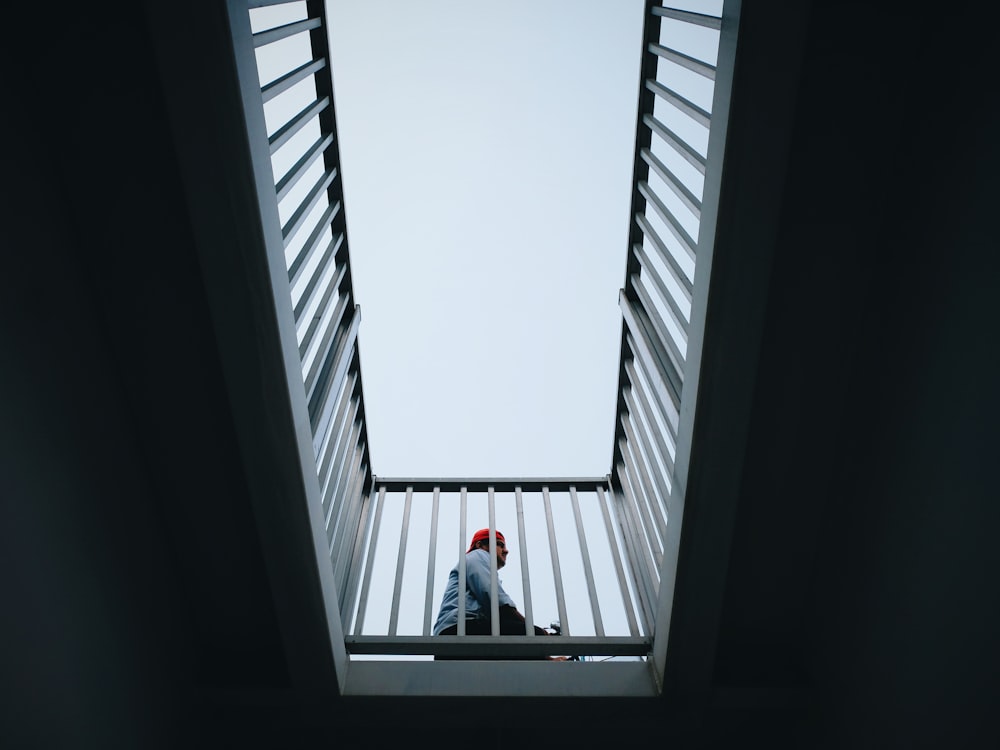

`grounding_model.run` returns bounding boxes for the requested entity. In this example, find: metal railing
[343,479,649,658]
[608,0,724,629]
[232,0,733,673]
[242,0,373,613]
